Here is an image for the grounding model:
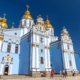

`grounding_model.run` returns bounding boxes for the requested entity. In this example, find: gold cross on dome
[26,5,30,11]
[46,15,48,20]
[12,22,14,25]
[4,14,6,18]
